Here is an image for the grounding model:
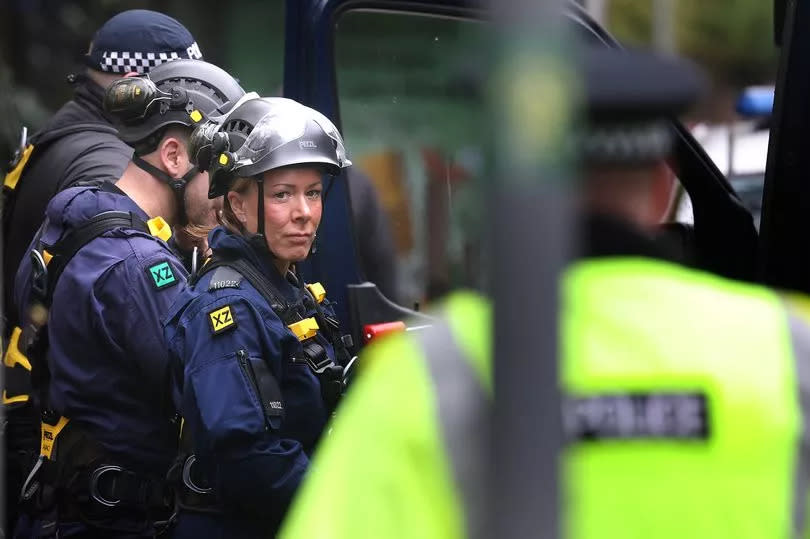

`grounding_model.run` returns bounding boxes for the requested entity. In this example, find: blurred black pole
[489,0,575,538]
